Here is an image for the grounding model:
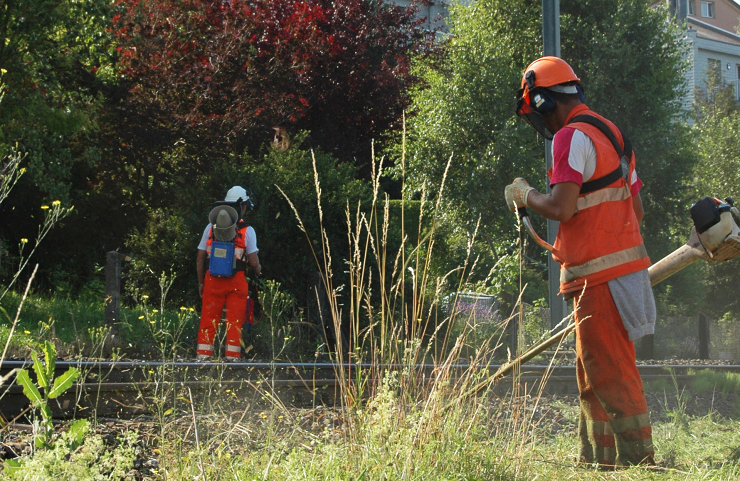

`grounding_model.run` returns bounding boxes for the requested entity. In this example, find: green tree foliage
[0,0,115,199]
[0,0,117,291]
[399,0,694,302]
